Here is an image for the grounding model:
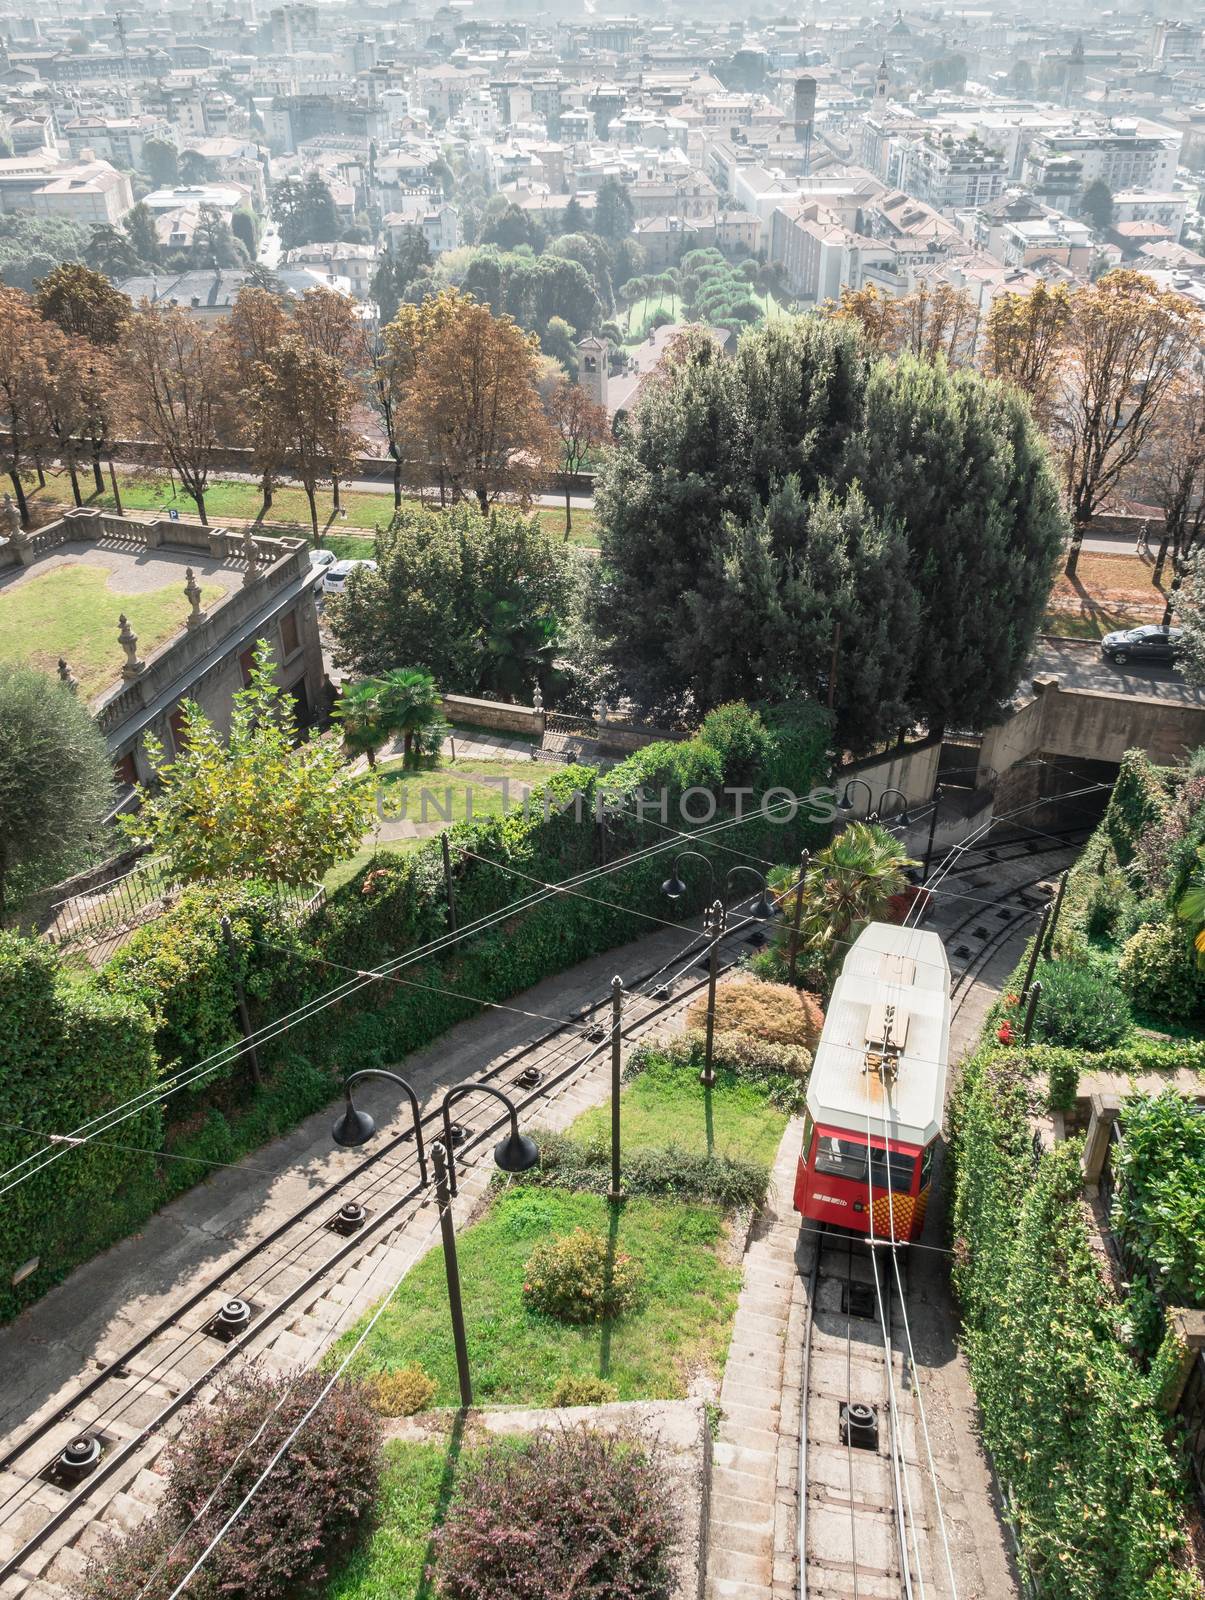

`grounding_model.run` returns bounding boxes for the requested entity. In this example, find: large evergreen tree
[591,319,1065,746]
